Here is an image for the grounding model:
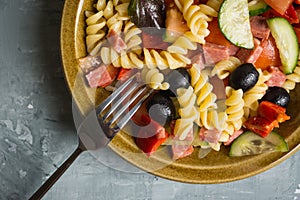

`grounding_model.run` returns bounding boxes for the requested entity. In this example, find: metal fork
[30,75,152,199]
